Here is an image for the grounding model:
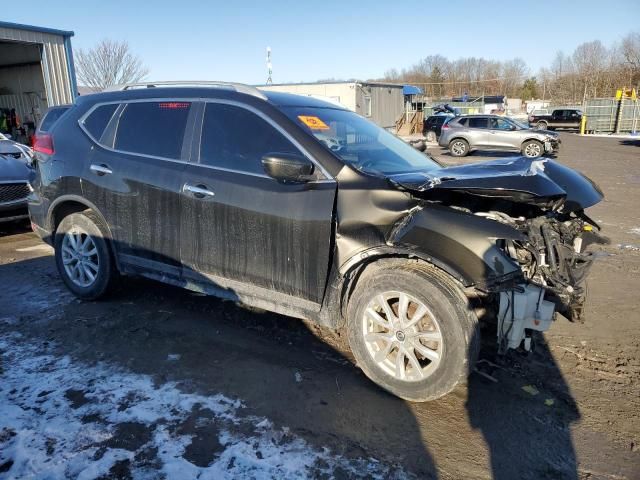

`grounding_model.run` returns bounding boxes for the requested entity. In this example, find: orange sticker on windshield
[298,115,330,130]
